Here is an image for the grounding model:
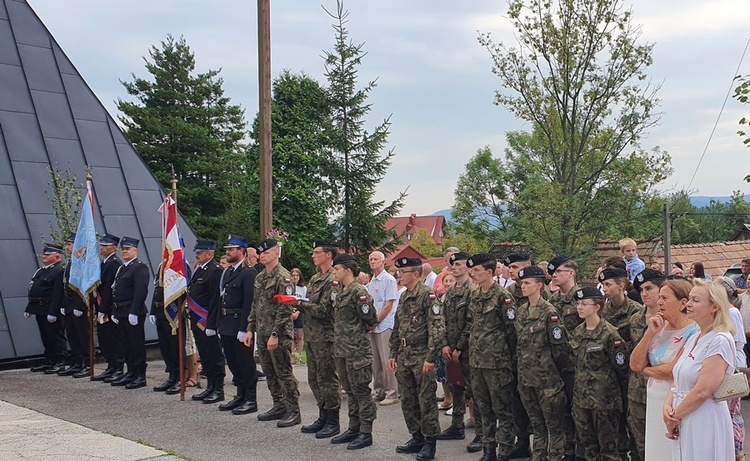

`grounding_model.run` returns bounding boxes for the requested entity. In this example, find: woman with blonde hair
[663,279,737,461]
